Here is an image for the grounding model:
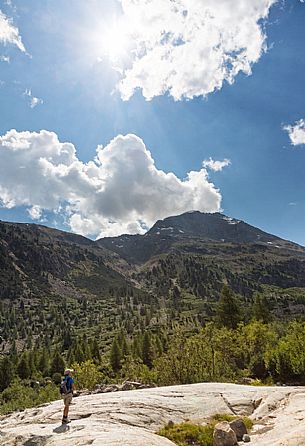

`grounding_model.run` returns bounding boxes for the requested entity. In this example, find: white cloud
[28,205,43,220]
[23,89,44,108]
[30,97,43,108]
[114,0,277,101]
[0,130,223,238]
[0,55,9,62]
[0,10,25,52]
[203,158,231,172]
[284,119,305,146]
